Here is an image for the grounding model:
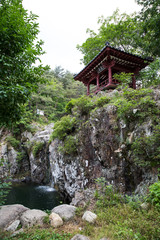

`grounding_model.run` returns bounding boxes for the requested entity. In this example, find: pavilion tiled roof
[74,43,153,84]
